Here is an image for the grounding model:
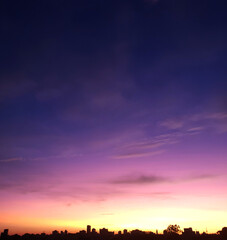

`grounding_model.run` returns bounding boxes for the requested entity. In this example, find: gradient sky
[1,0,227,235]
